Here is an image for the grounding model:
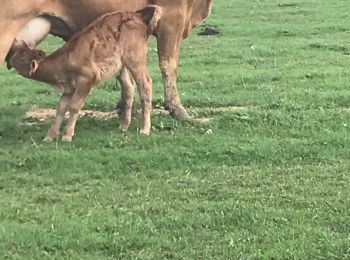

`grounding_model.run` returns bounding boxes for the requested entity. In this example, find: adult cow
[1,0,213,120]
